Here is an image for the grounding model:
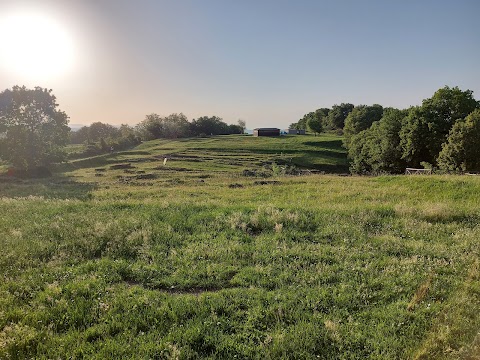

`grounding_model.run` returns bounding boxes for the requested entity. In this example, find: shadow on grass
[176,137,220,143]
[191,147,347,157]
[303,140,345,149]
[0,174,97,200]
[313,149,348,159]
[58,153,149,171]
